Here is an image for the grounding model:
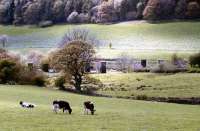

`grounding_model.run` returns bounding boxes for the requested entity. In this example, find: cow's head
[69,108,72,114]
[53,100,58,105]
[19,101,23,105]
